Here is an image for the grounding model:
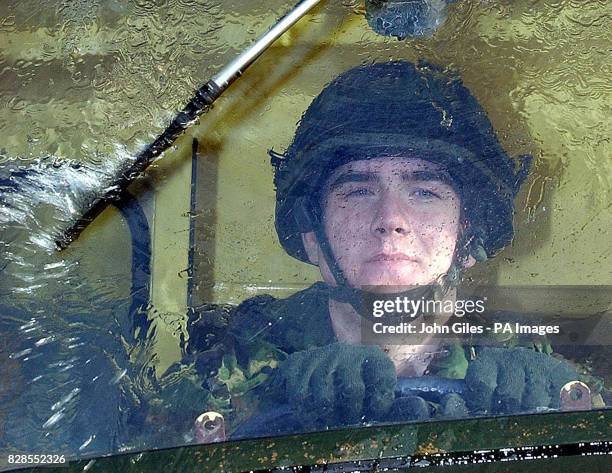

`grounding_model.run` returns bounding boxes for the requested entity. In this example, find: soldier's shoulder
[230,282,334,351]
[188,282,333,353]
